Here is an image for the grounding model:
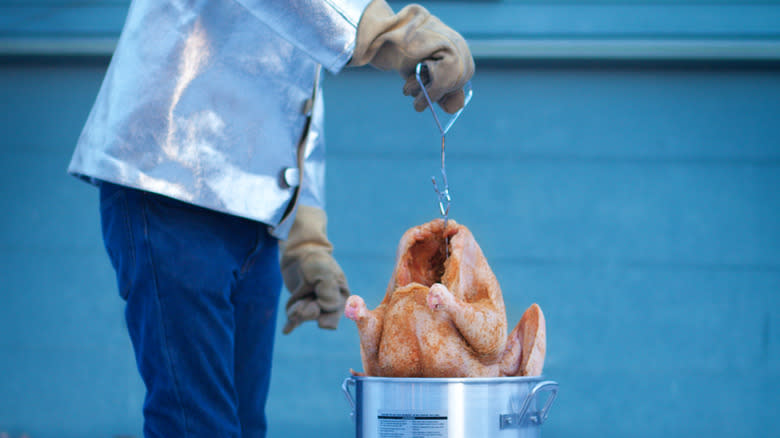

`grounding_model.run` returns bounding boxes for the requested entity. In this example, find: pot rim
[348,375,550,385]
